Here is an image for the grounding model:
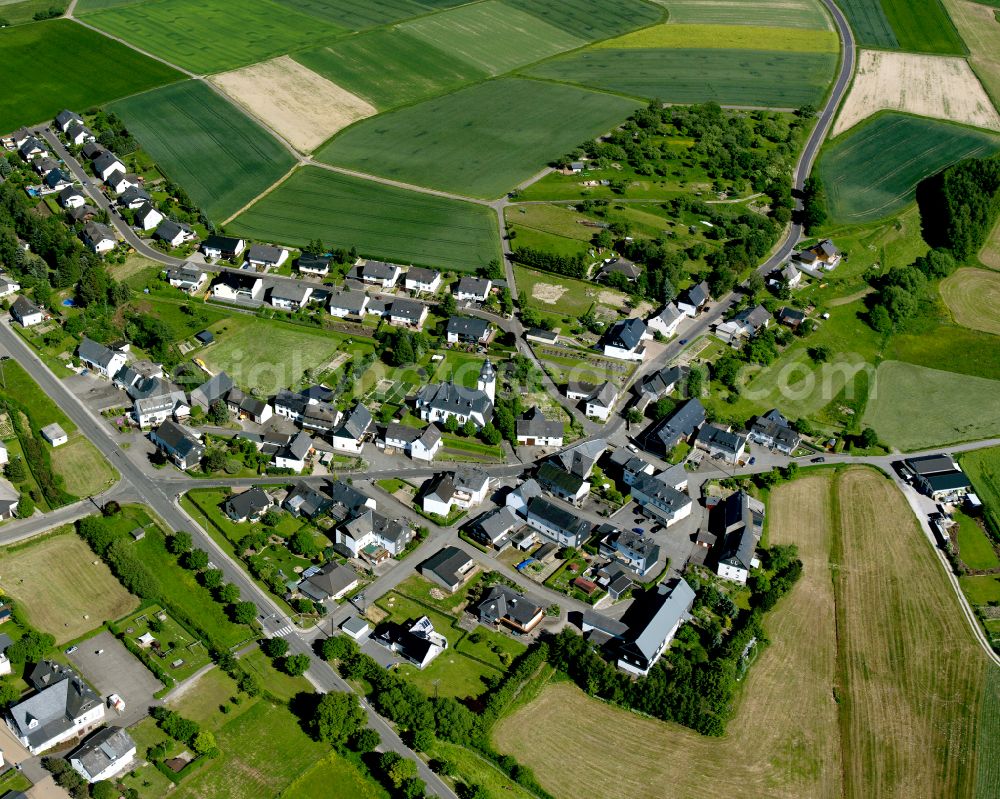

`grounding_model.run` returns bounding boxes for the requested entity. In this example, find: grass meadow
[399,1,585,75]
[505,204,594,258]
[954,512,1000,570]
[656,0,832,28]
[0,530,139,643]
[495,470,990,798]
[50,437,118,497]
[316,78,639,198]
[863,361,1000,450]
[939,268,1000,336]
[293,29,486,110]
[280,754,388,799]
[84,0,347,74]
[0,0,67,26]
[818,113,1000,222]
[109,80,296,221]
[0,19,181,131]
[961,446,1000,538]
[230,167,501,271]
[526,49,837,107]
